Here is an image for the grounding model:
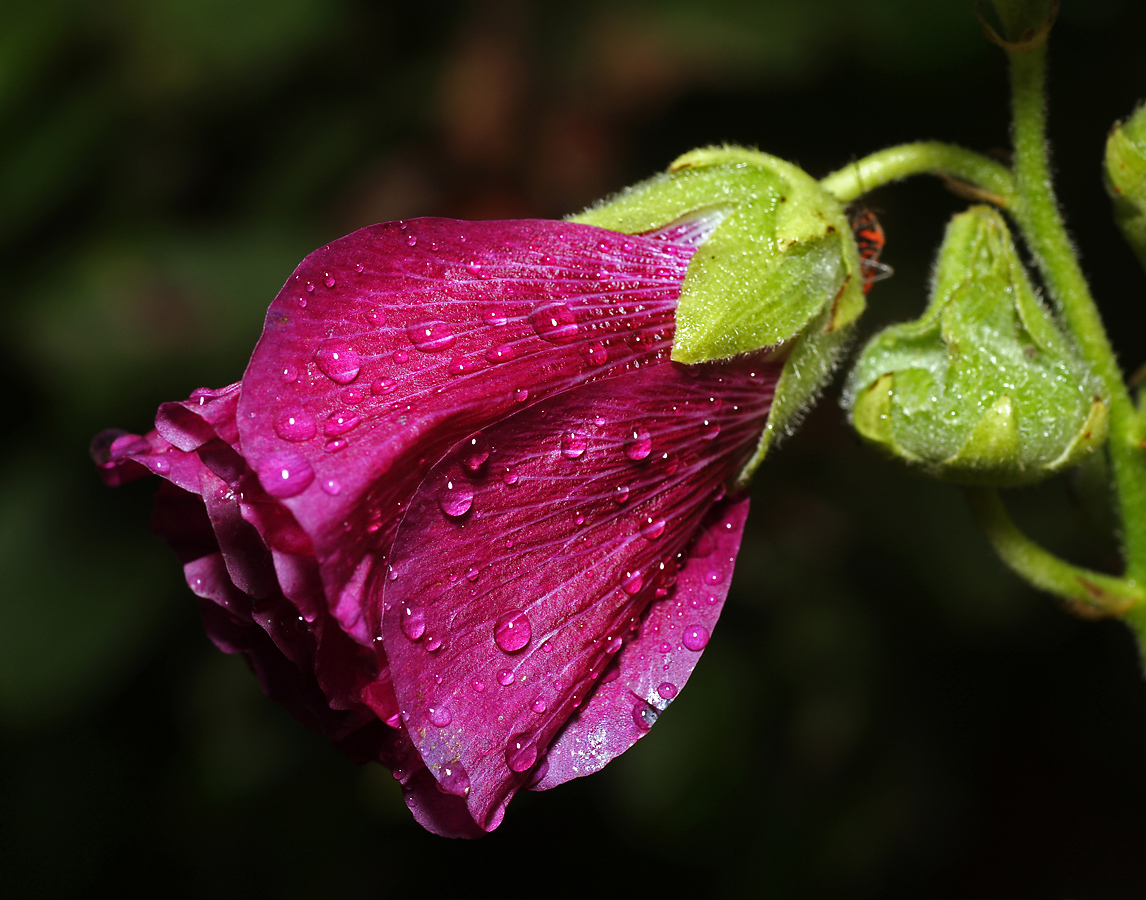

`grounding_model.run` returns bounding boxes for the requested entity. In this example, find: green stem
[820,142,1017,205]
[966,488,1143,616]
[1008,45,1146,584]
